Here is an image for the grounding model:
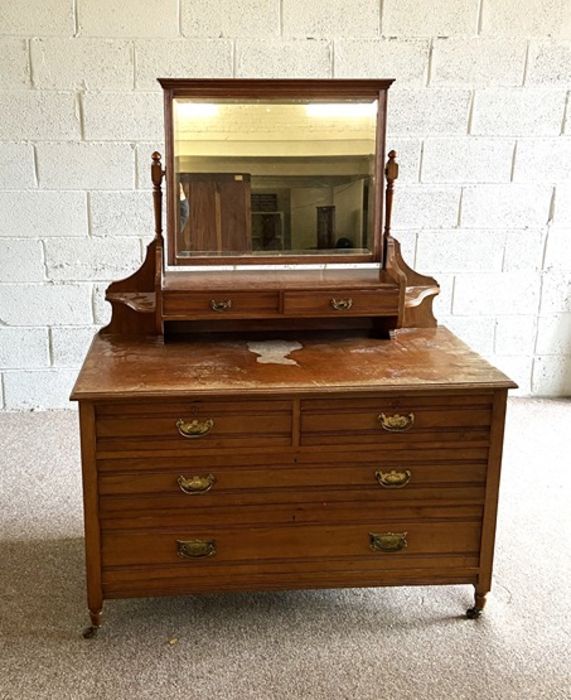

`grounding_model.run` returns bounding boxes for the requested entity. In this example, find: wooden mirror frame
[159,79,394,267]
